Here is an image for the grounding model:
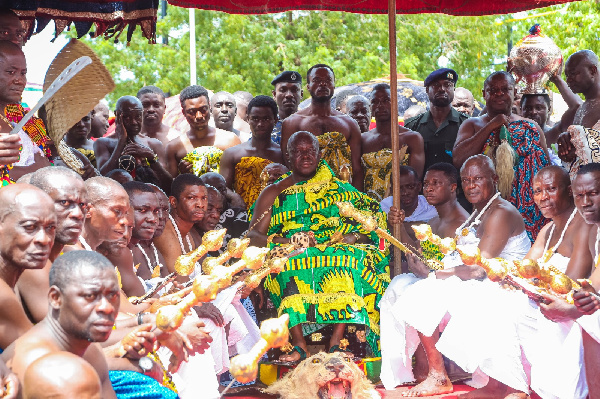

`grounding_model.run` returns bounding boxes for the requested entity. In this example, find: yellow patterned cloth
[259,160,390,355]
[317,132,353,181]
[76,148,96,168]
[234,156,272,209]
[182,146,223,176]
[361,147,409,201]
